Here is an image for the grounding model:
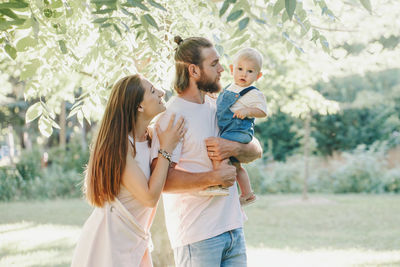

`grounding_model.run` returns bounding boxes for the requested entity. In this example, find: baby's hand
[232,108,249,120]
